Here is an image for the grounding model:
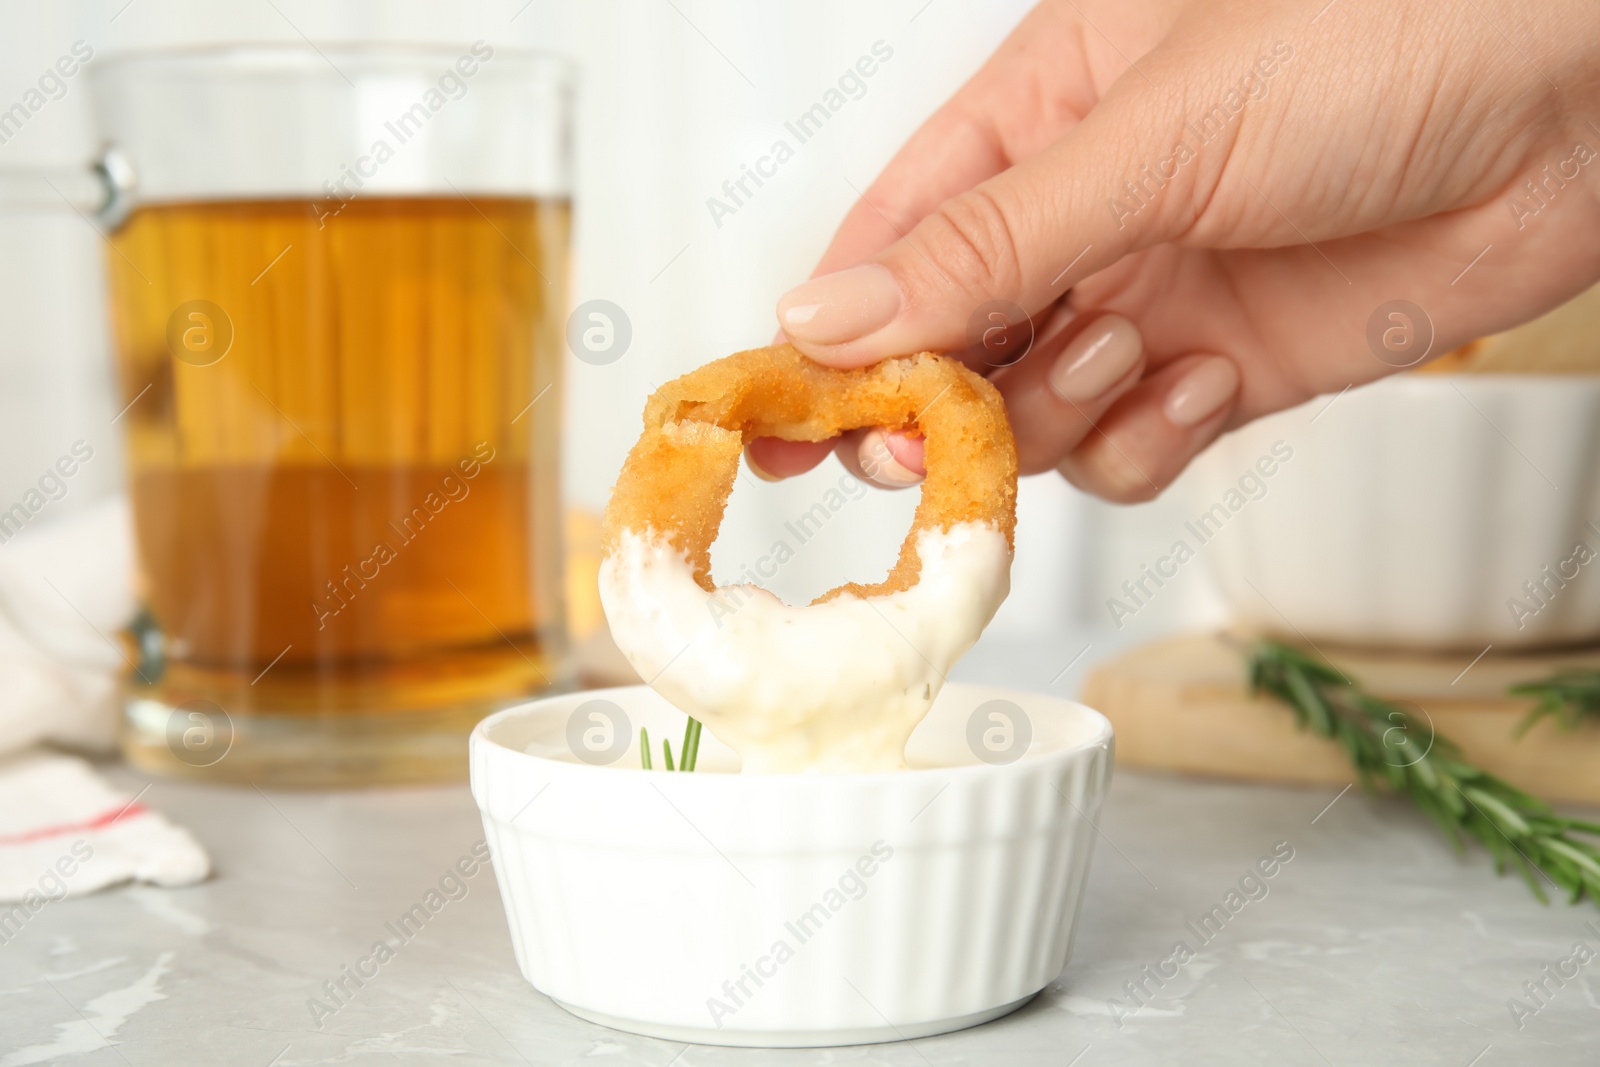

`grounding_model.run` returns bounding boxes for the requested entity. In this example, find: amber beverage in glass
[89,47,573,784]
